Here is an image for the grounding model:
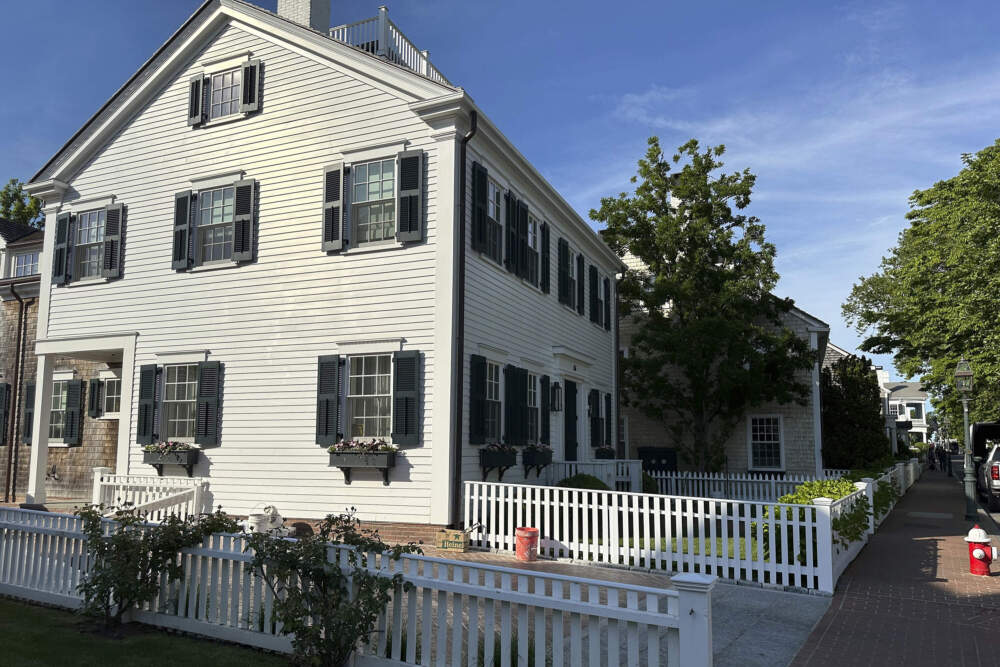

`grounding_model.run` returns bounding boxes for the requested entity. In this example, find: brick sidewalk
[792,463,1000,667]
